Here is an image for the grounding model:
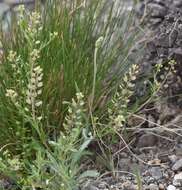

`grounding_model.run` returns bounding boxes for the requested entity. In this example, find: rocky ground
[81,133,182,190]
[136,0,182,107]
[80,99,182,190]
